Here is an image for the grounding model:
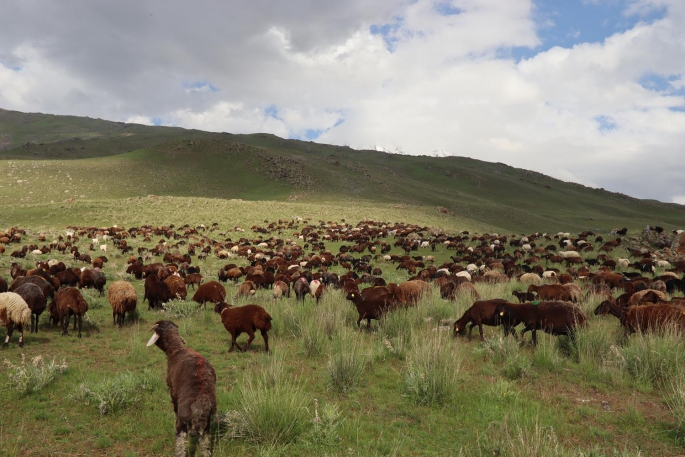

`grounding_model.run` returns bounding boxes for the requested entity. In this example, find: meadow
[1,209,685,457]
